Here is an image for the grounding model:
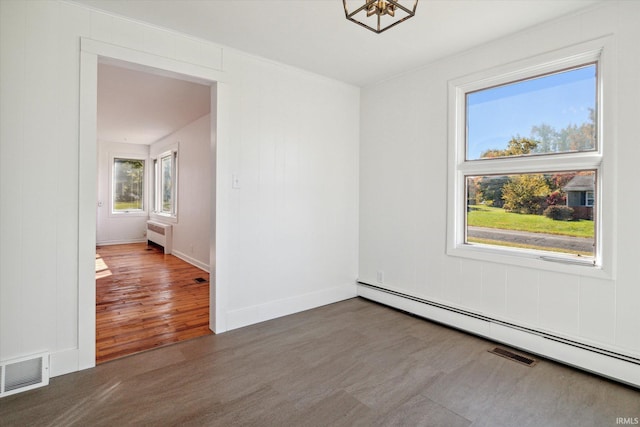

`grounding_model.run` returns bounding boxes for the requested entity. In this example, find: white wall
[359,1,640,385]
[96,140,149,245]
[151,114,211,271]
[0,0,359,375]
[217,51,360,330]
